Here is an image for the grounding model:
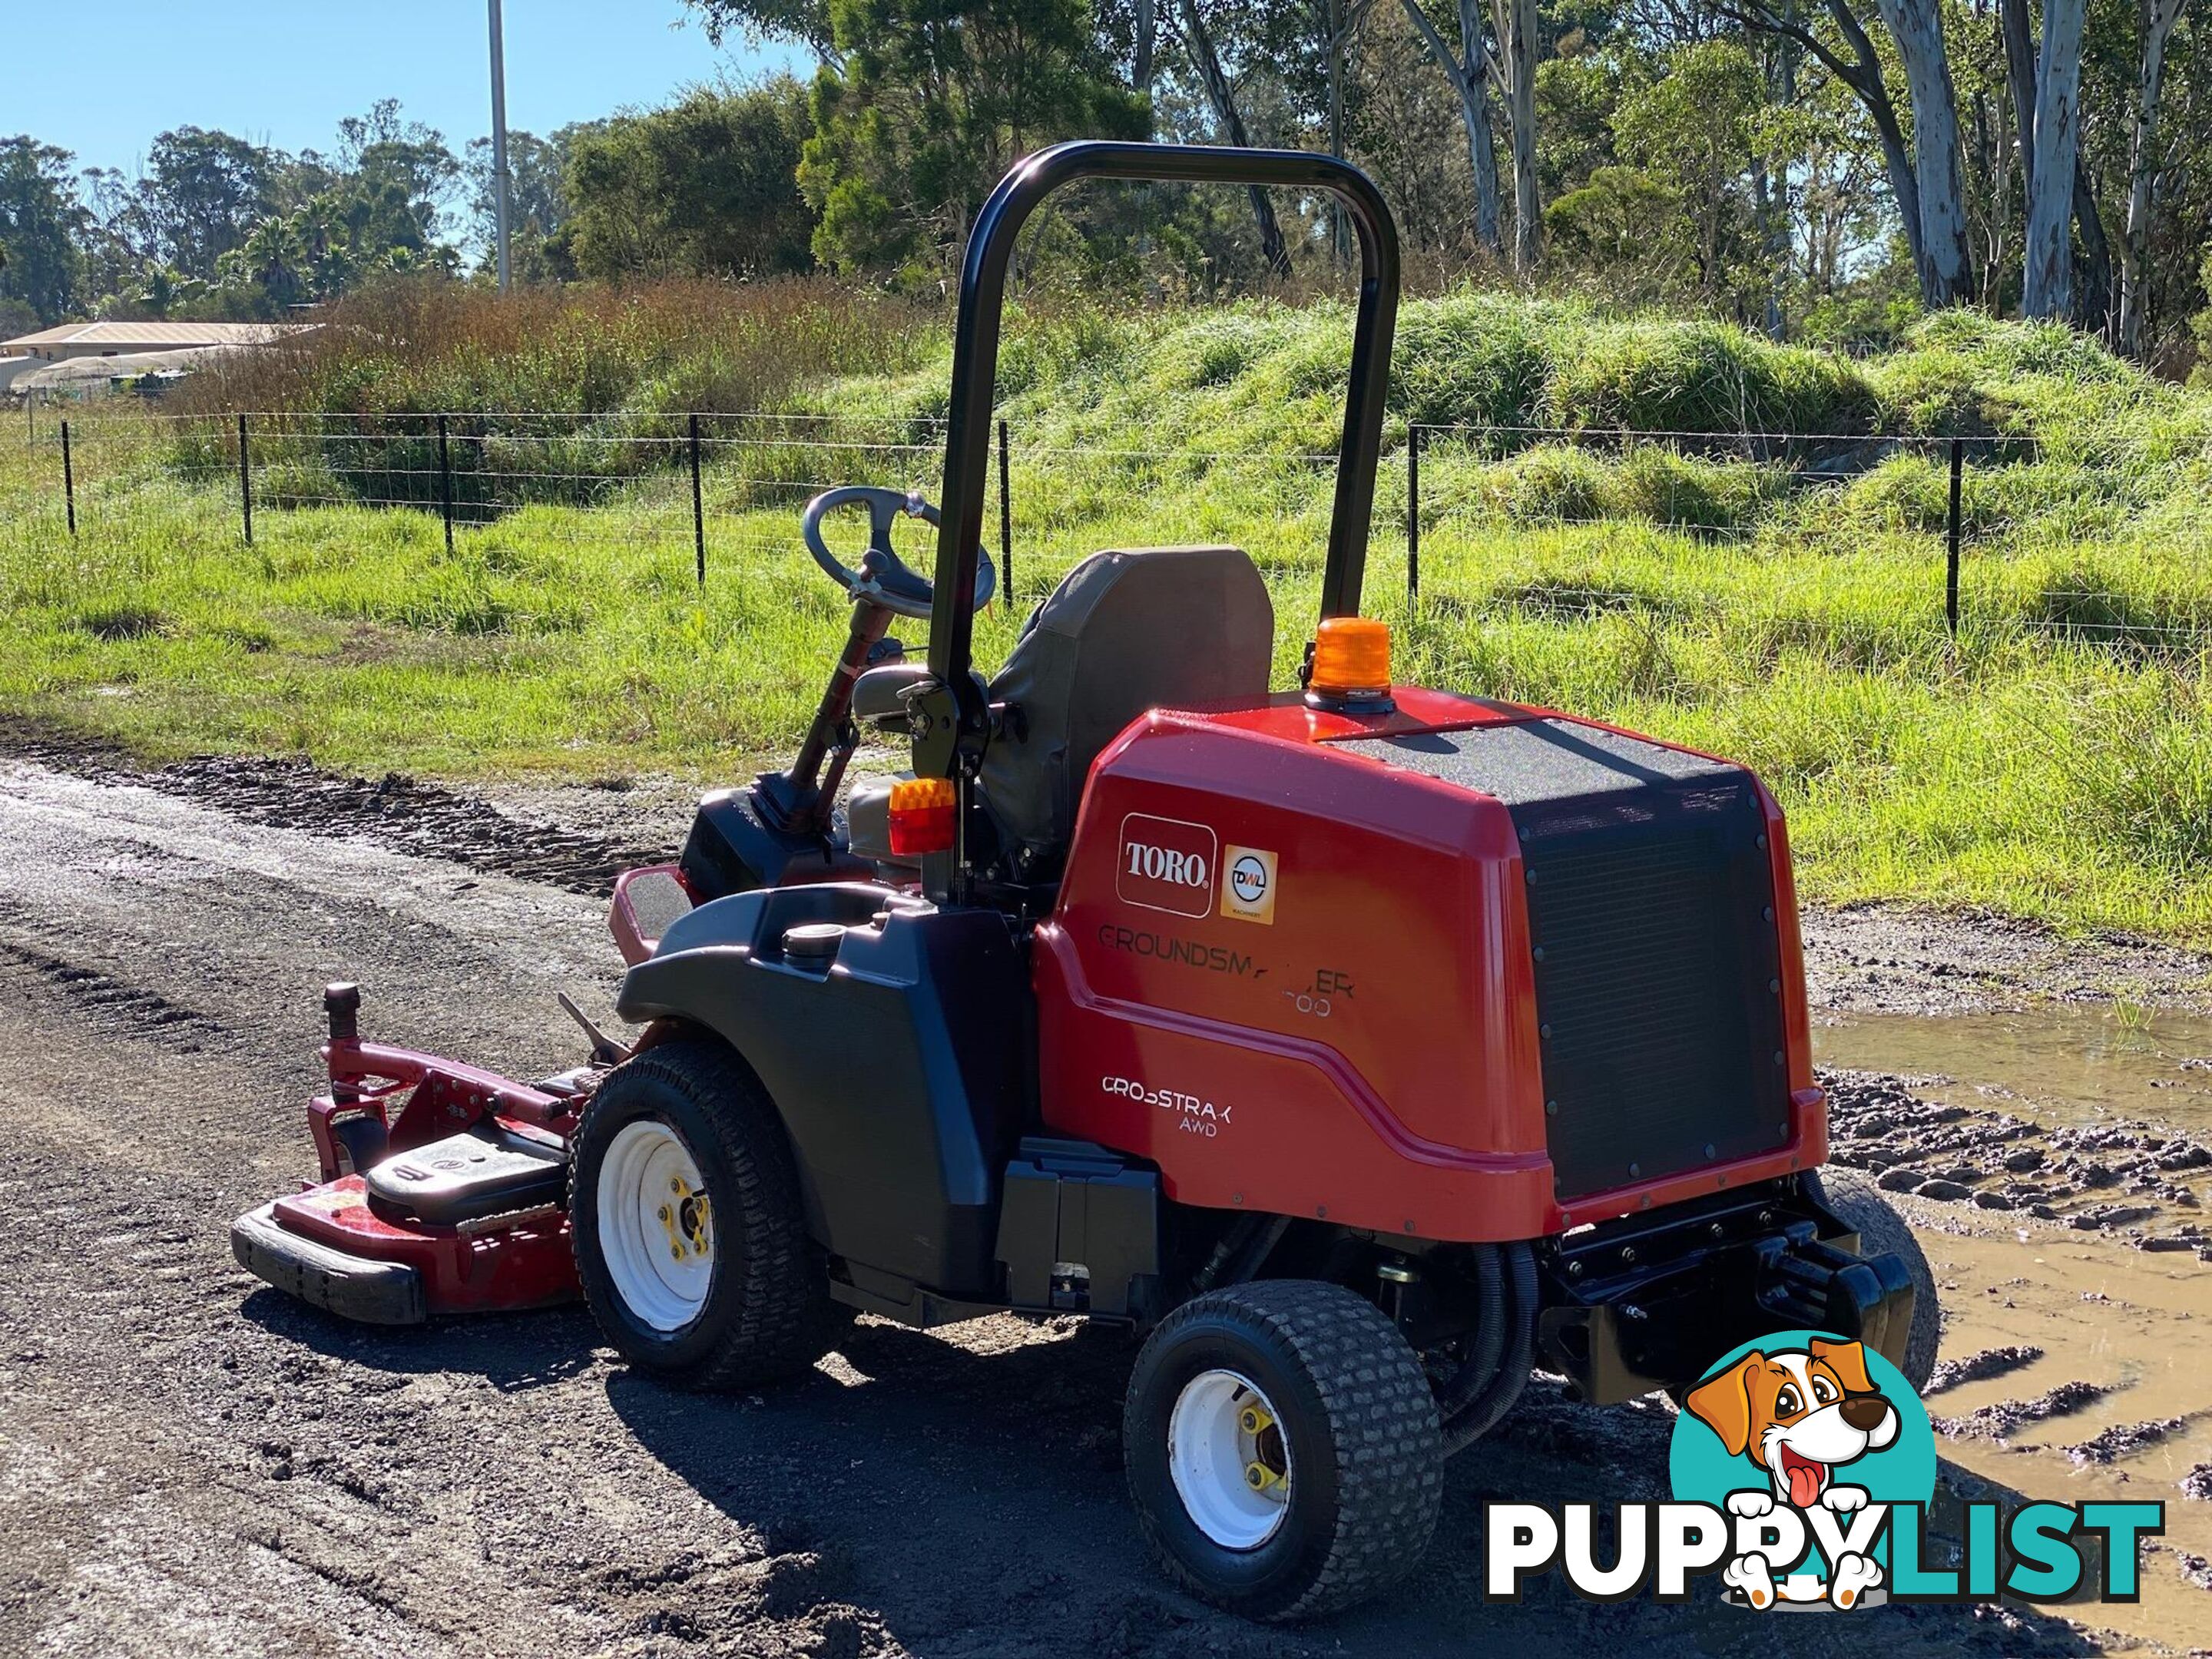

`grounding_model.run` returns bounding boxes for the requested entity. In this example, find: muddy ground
[2,739,2210,1657]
